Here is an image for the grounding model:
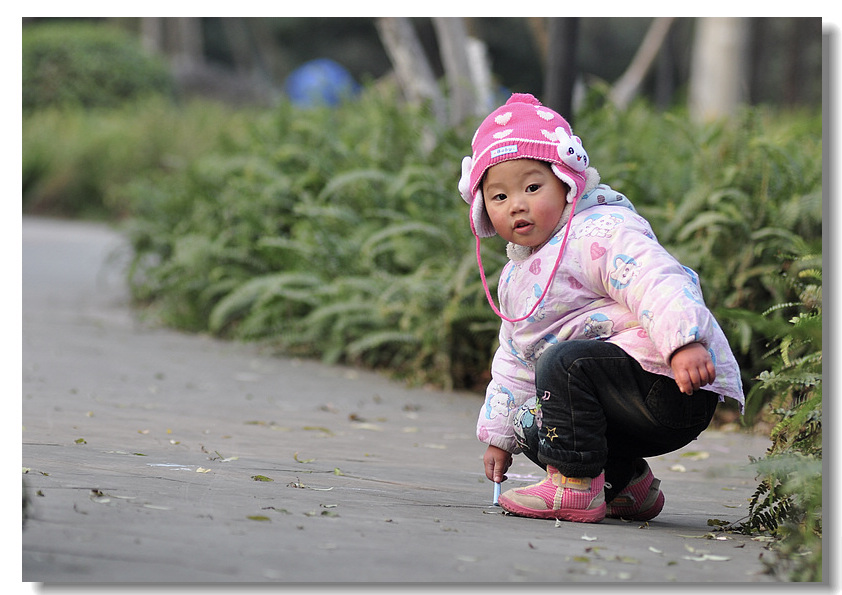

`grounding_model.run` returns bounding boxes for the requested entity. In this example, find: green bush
[121,88,821,395]
[718,254,822,581]
[25,83,822,400]
[23,21,173,112]
[123,88,502,389]
[22,97,255,218]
